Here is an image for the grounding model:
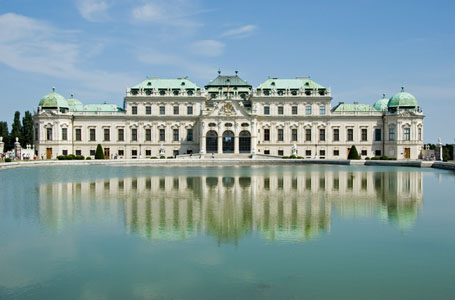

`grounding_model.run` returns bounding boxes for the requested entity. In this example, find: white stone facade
[34,76,424,160]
